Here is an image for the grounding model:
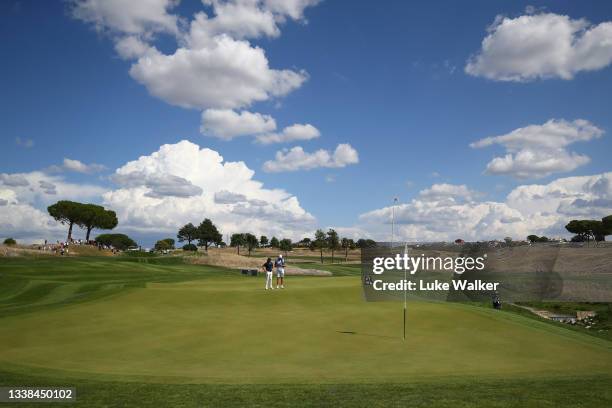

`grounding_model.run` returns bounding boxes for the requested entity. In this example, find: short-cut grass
[0,256,611,406]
